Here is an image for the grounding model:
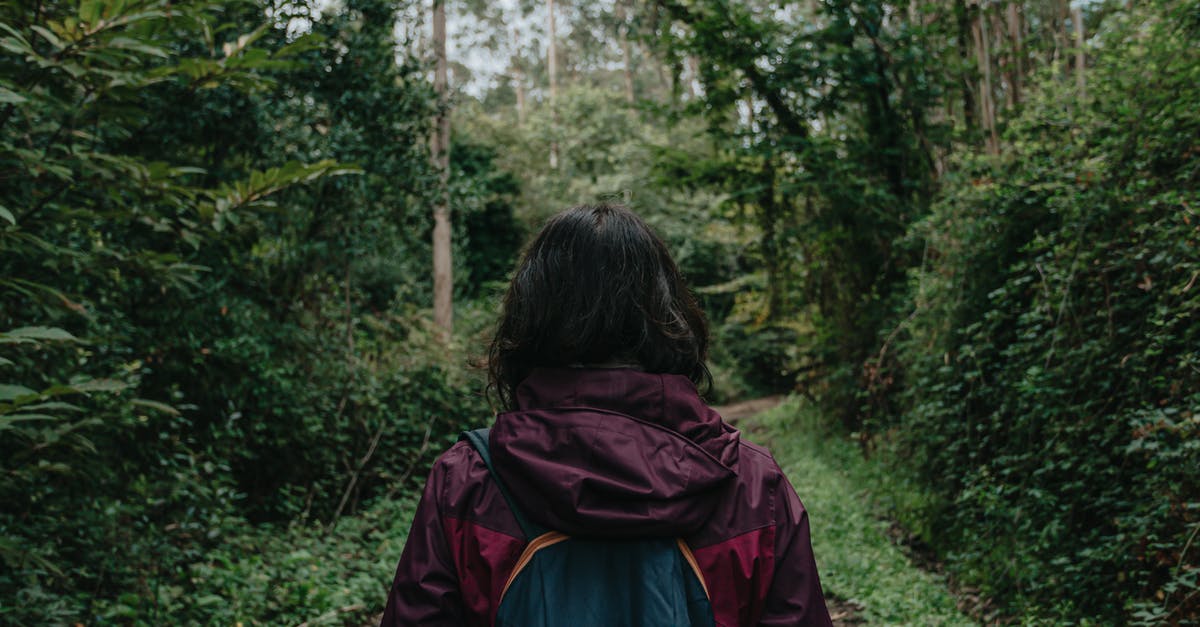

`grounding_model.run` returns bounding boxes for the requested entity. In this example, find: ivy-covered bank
[871,4,1200,622]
